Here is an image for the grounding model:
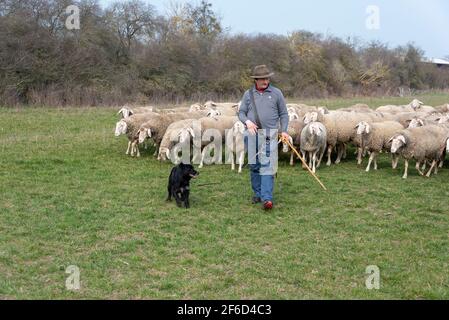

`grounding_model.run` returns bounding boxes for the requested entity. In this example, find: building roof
[426,58,449,65]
